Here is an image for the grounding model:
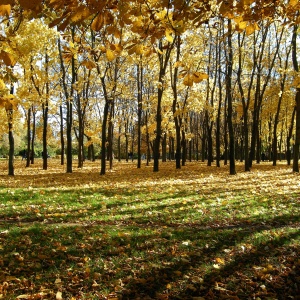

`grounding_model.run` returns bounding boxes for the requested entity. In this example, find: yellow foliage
[0,4,10,16]
[165,28,174,43]
[0,50,16,66]
[82,60,97,70]
[246,23,256,35]
[106,49,115,62]
[91,13,104,32]
[183,74,194,86]
[70,6,90,24]
[18,0,42,12]
[193,72,208,83]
